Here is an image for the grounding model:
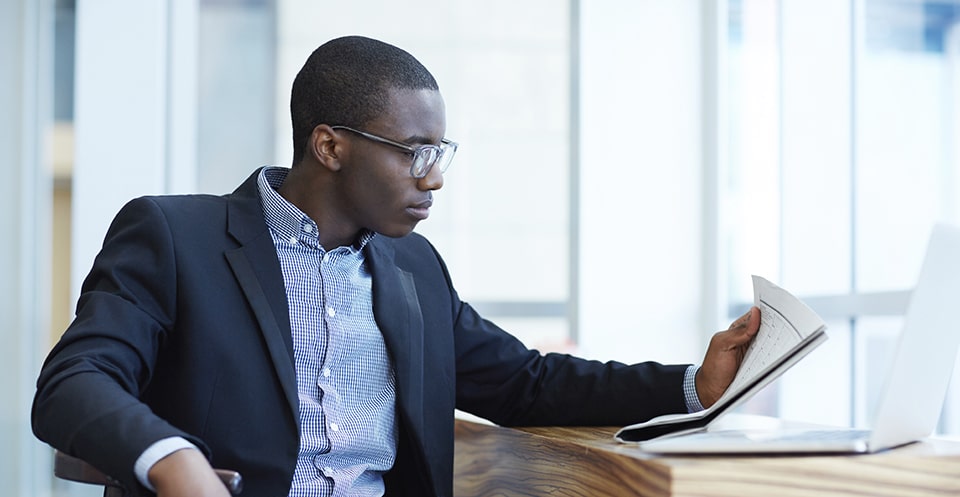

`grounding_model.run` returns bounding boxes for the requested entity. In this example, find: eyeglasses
[331,125,458,179]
